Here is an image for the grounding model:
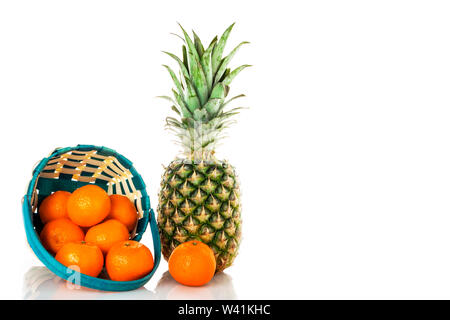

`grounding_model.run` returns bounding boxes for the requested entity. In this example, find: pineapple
[157,23,249,272]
